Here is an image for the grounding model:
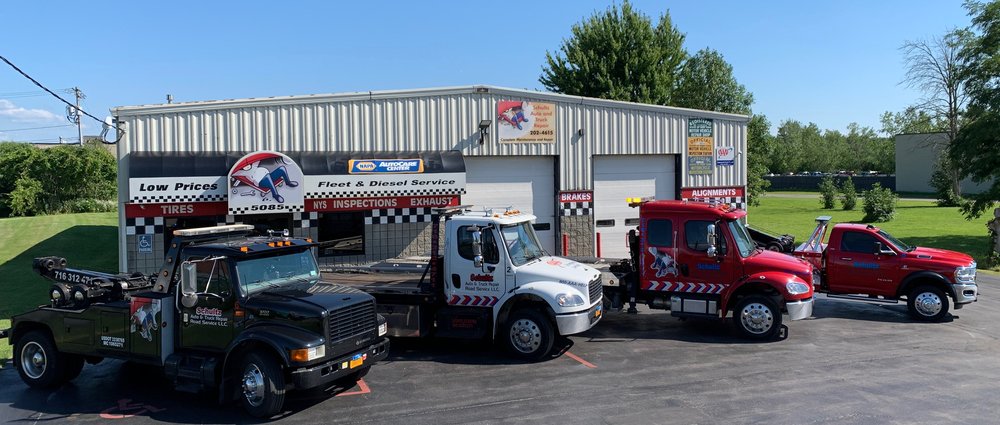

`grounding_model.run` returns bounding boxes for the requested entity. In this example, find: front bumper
[953,282,978,305]
[289,337,390,390]
[786,297,814,321]
[555,300,603,335]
